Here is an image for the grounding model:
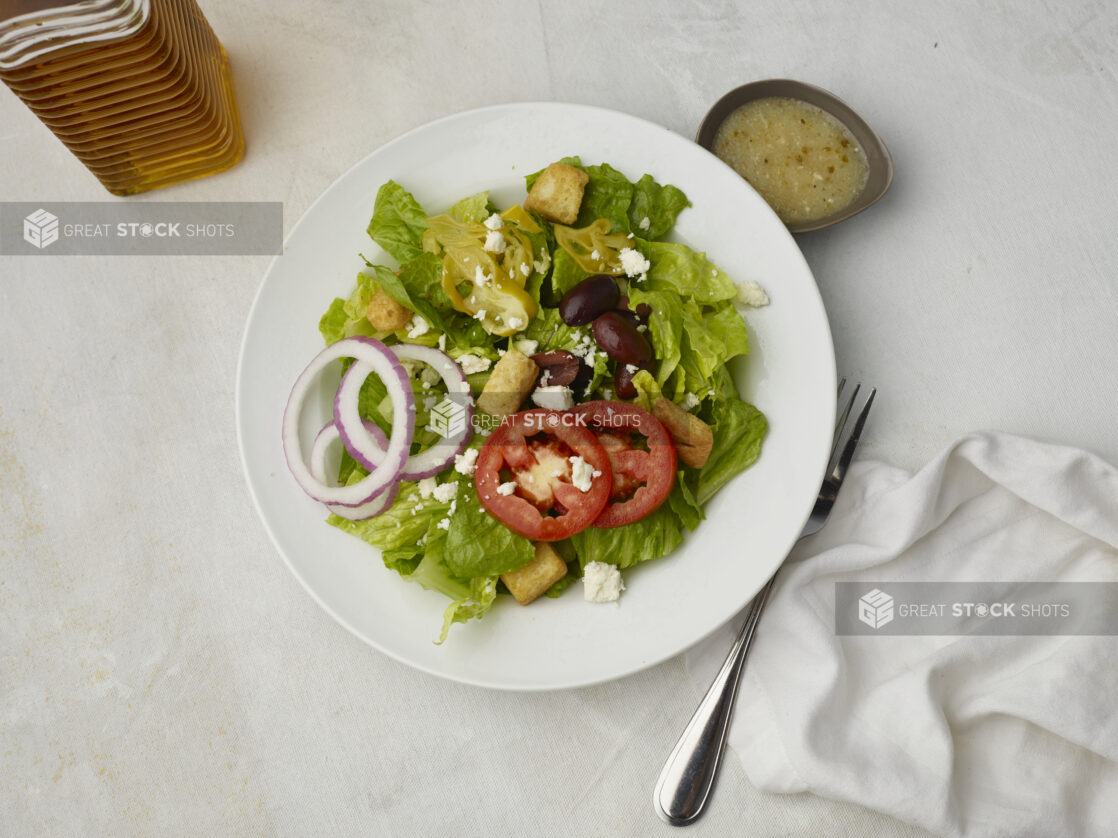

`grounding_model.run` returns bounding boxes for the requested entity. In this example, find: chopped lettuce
[696,369,769,505]
[367,181,428,264]
[449,190,491,224]
[525,157,690,238]
[445,481,535,577]
[628,174,690,240]
[318,158,766,641]
[569,490,686,570]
